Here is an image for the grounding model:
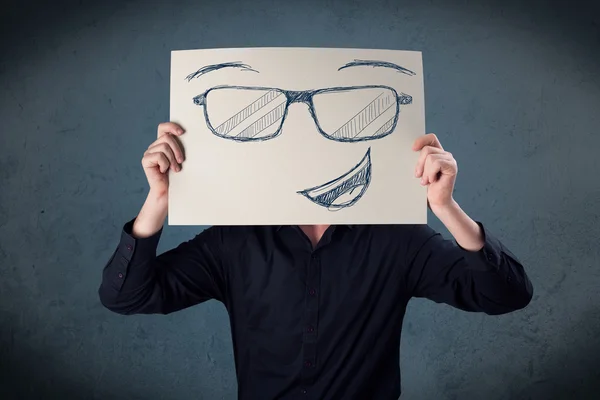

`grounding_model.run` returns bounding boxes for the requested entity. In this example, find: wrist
[429,198,459,219]
[132,191,168,238]
[148,188,169,206]
[431,200,484,251]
